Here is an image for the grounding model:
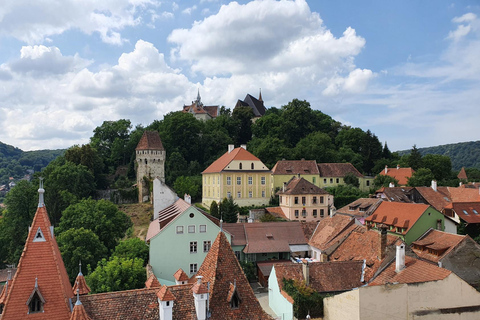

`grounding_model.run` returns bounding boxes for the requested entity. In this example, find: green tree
[57,227,108,282]
[64,144,107,189]
[210,201,219,219]
[86,256,146,293]
[382,142,393,159]
[422,154,452,182]
[408,145,423,170]
[57,199,132,252]
[294,132,337,163]
[112,238,149,266]
[219,197,239,223]
[407,168,435,187]
[324,184,368,209]
[232,106,254,145]
[248,137,290,169]
[373,174,399,188]
[173,176,201,202]
[343,173,360,188]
